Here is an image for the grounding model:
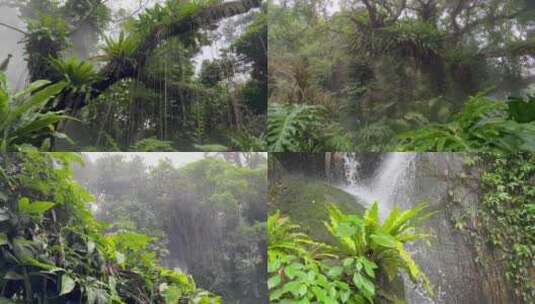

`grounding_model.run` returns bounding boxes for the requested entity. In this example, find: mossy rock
[271,176,364,243]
